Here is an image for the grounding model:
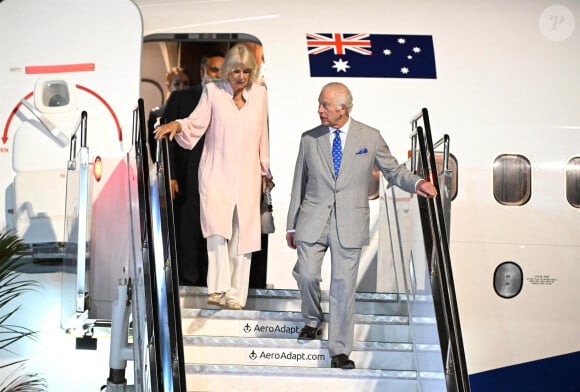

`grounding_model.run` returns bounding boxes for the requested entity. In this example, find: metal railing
[410,108,469,392]
[109,99,185,391]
